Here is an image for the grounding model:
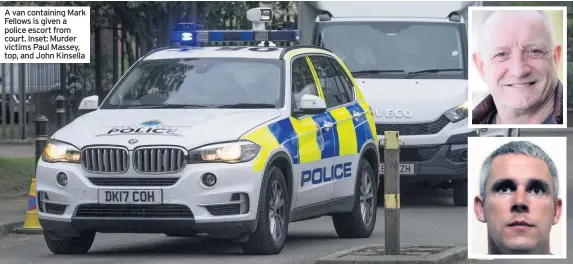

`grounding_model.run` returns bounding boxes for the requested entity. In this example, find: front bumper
[35,159,263,238]
[39,218,257,239]
[378,127,477,183]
